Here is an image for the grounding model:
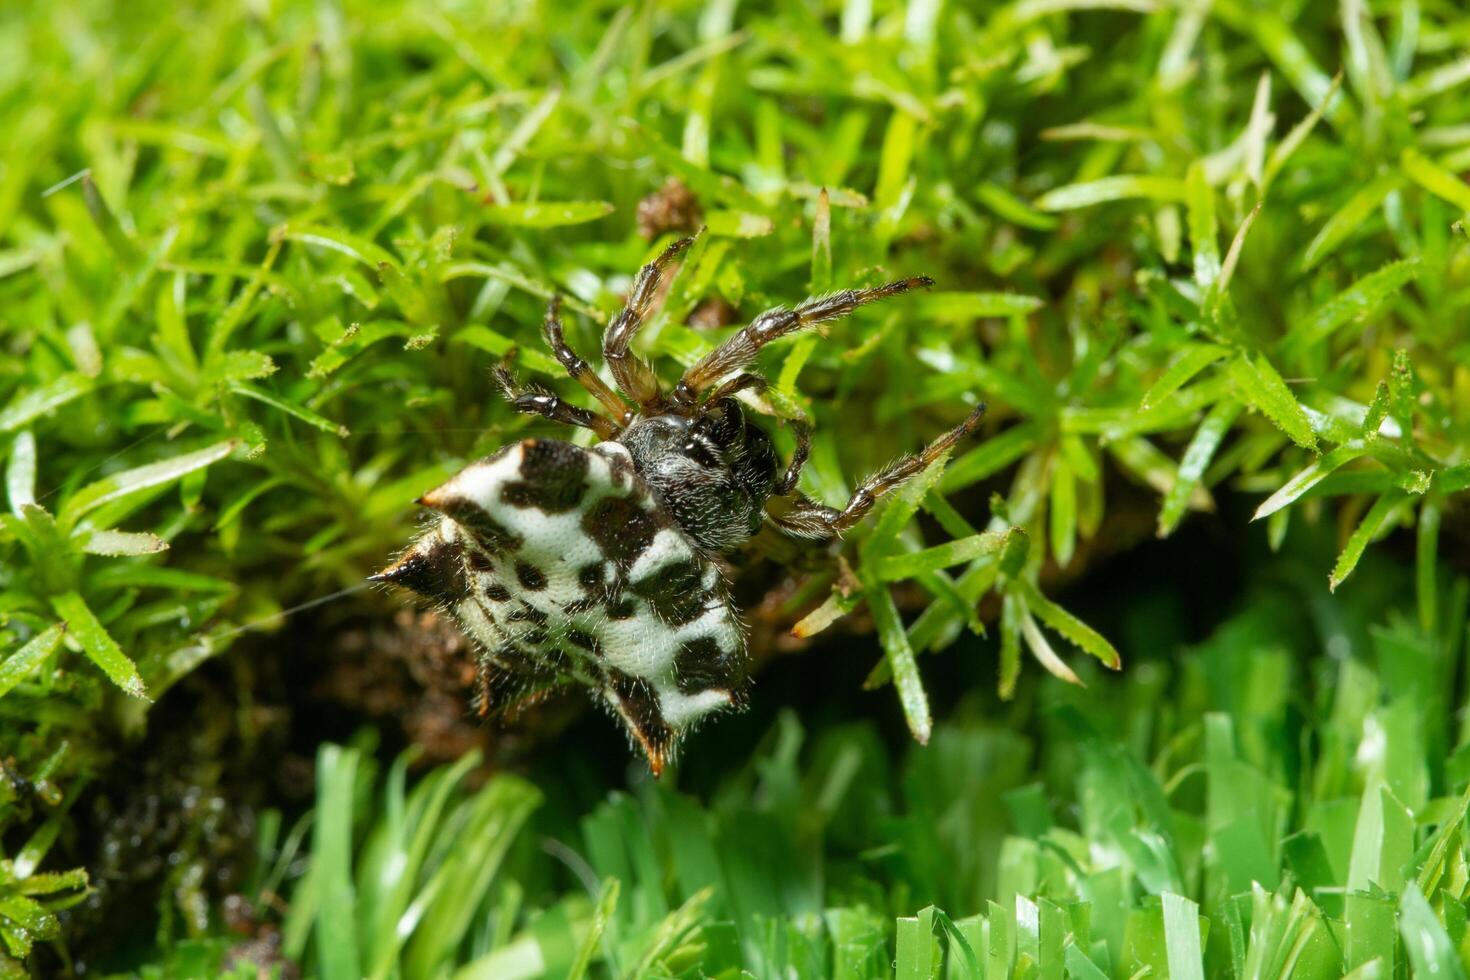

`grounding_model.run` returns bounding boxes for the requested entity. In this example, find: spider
[374,235,985,775]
